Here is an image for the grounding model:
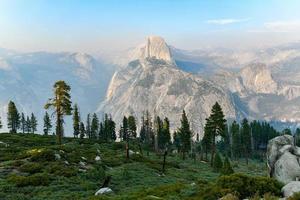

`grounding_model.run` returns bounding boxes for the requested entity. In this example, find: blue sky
[1,0,300,53]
